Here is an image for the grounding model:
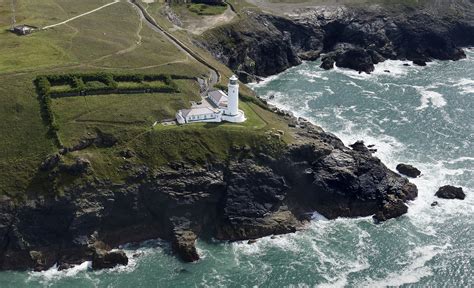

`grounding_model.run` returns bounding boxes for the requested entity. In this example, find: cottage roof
[181,106,219,118]
[208,90,228,105]
[14,25,36,30]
